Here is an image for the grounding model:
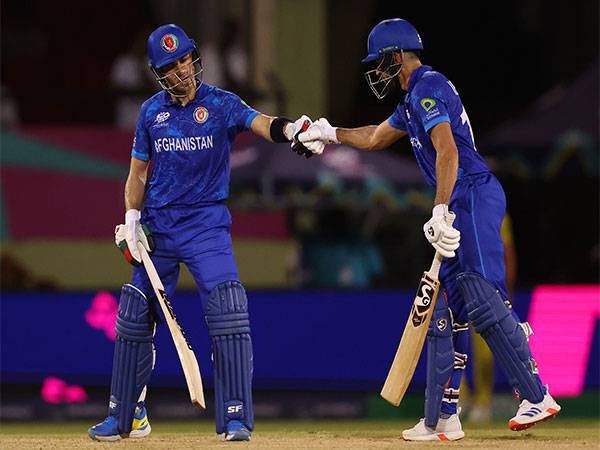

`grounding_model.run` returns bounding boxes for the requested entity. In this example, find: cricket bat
[380,251,444,406]
[138,244,206,410]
